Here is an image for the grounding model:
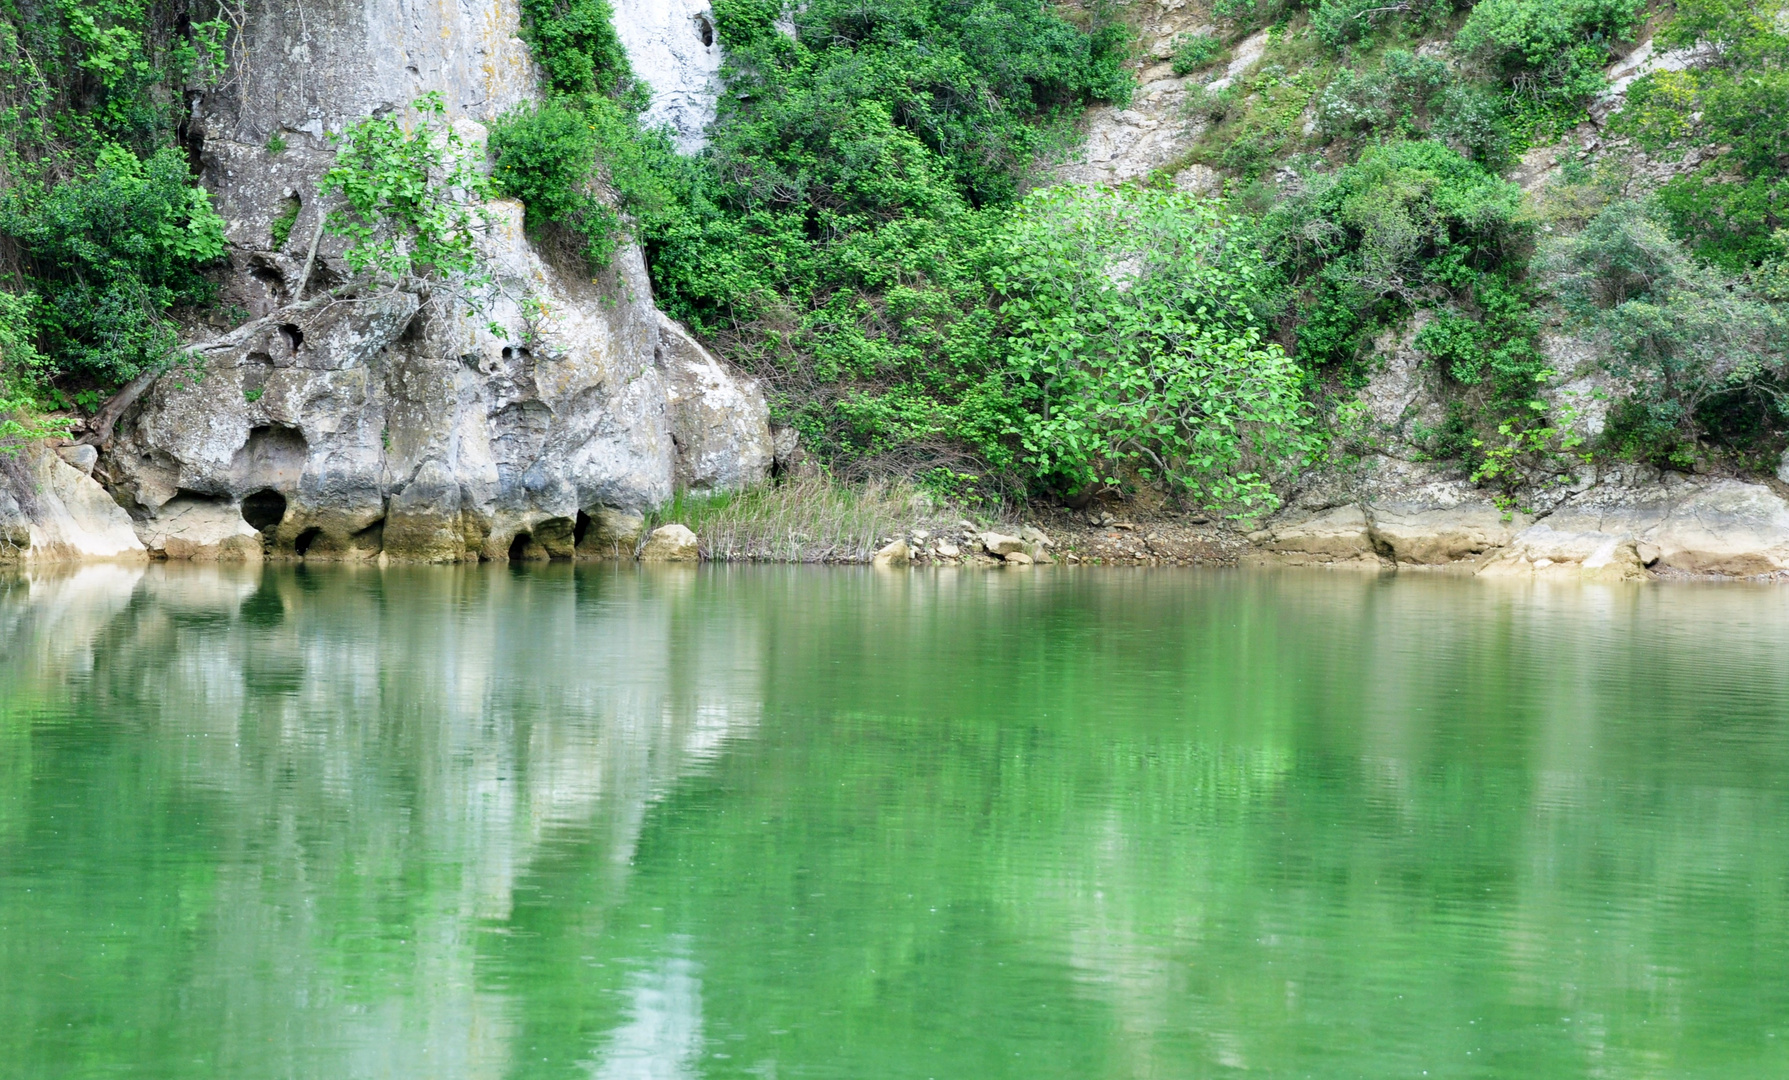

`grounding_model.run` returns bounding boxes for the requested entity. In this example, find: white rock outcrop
[640,523,700,562]
[1,444,146,564]
[611,0,723,152]
[1251,469,1789,581]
